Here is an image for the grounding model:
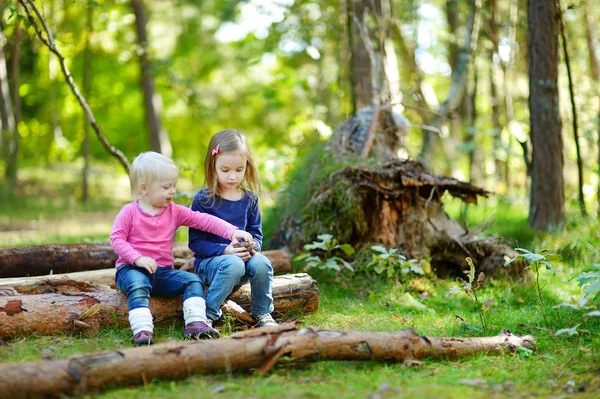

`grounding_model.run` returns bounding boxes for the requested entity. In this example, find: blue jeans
[115,265,204,310]
[194,253,274,320]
